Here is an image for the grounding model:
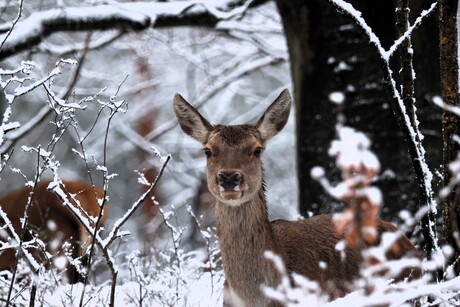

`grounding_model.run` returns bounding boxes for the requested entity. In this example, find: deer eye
[203,148,212,158]
[253,147,263,157]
